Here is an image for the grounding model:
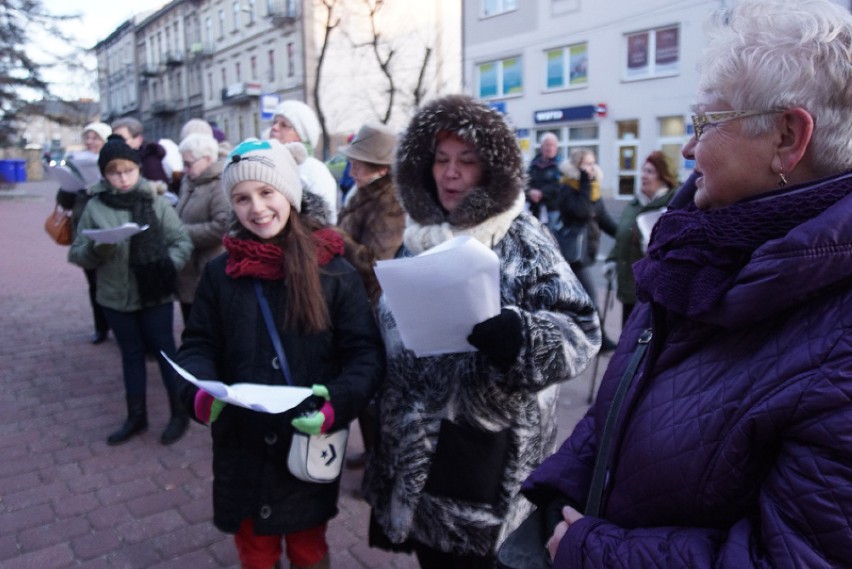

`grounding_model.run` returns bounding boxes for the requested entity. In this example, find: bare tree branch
[364,0,395,124]
[412,46,432,108]
[314,0,341,159]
